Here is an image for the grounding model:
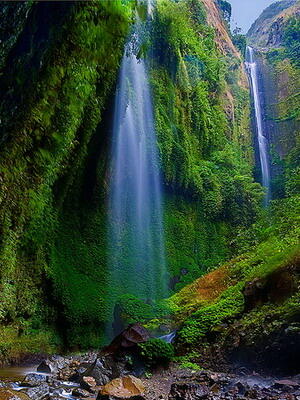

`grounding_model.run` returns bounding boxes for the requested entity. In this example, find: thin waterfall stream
[246,46,271,204]
[107,3,168,335]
